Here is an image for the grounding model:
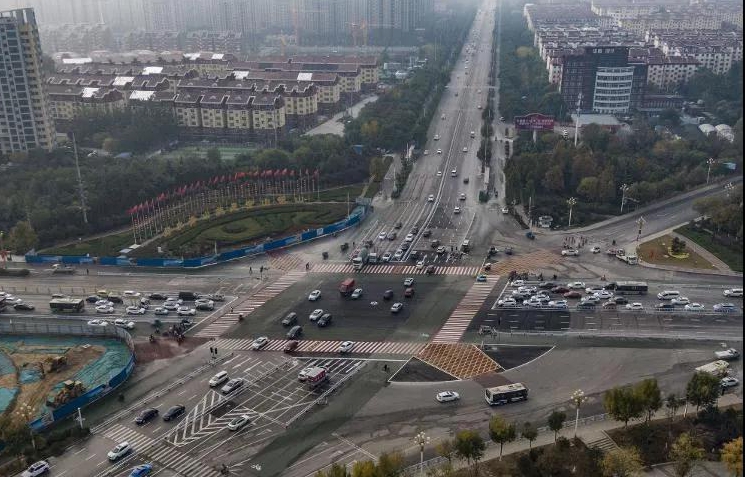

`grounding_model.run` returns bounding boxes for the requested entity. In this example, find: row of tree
[693,184,743,239]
